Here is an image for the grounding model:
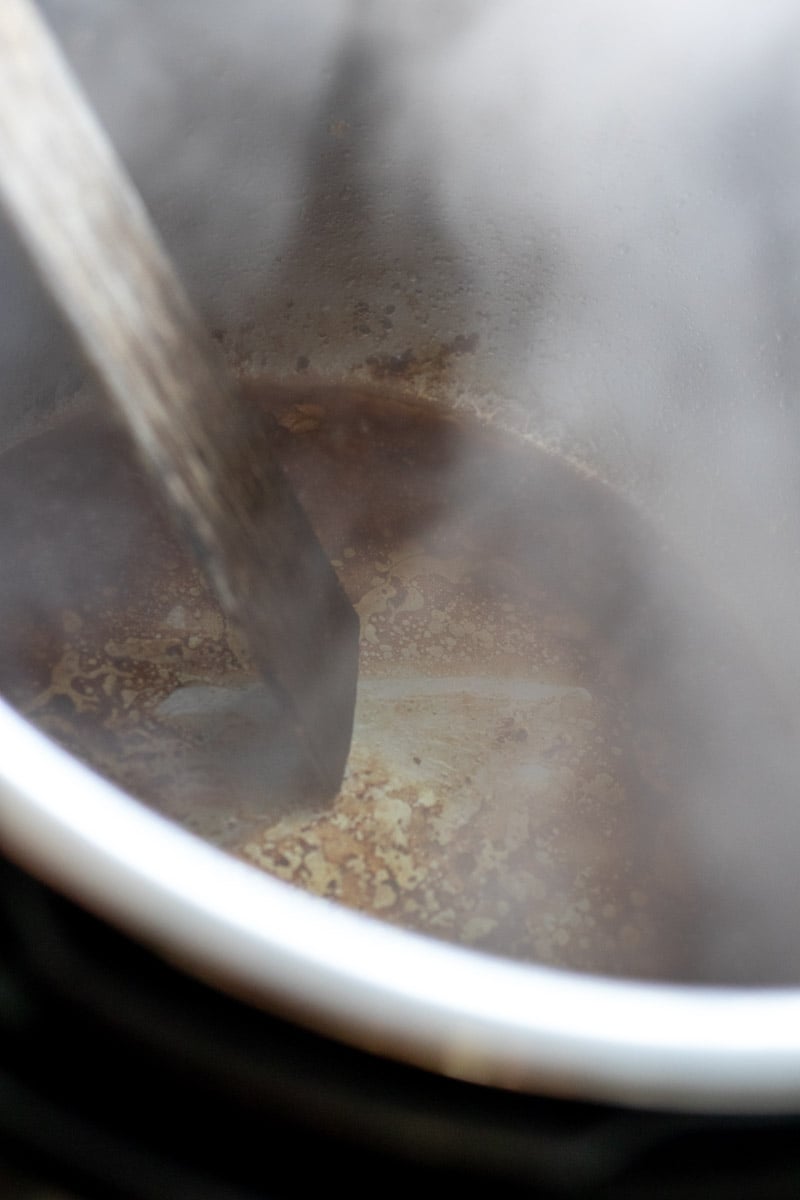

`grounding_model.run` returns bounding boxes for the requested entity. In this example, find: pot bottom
[0,381,792,983]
